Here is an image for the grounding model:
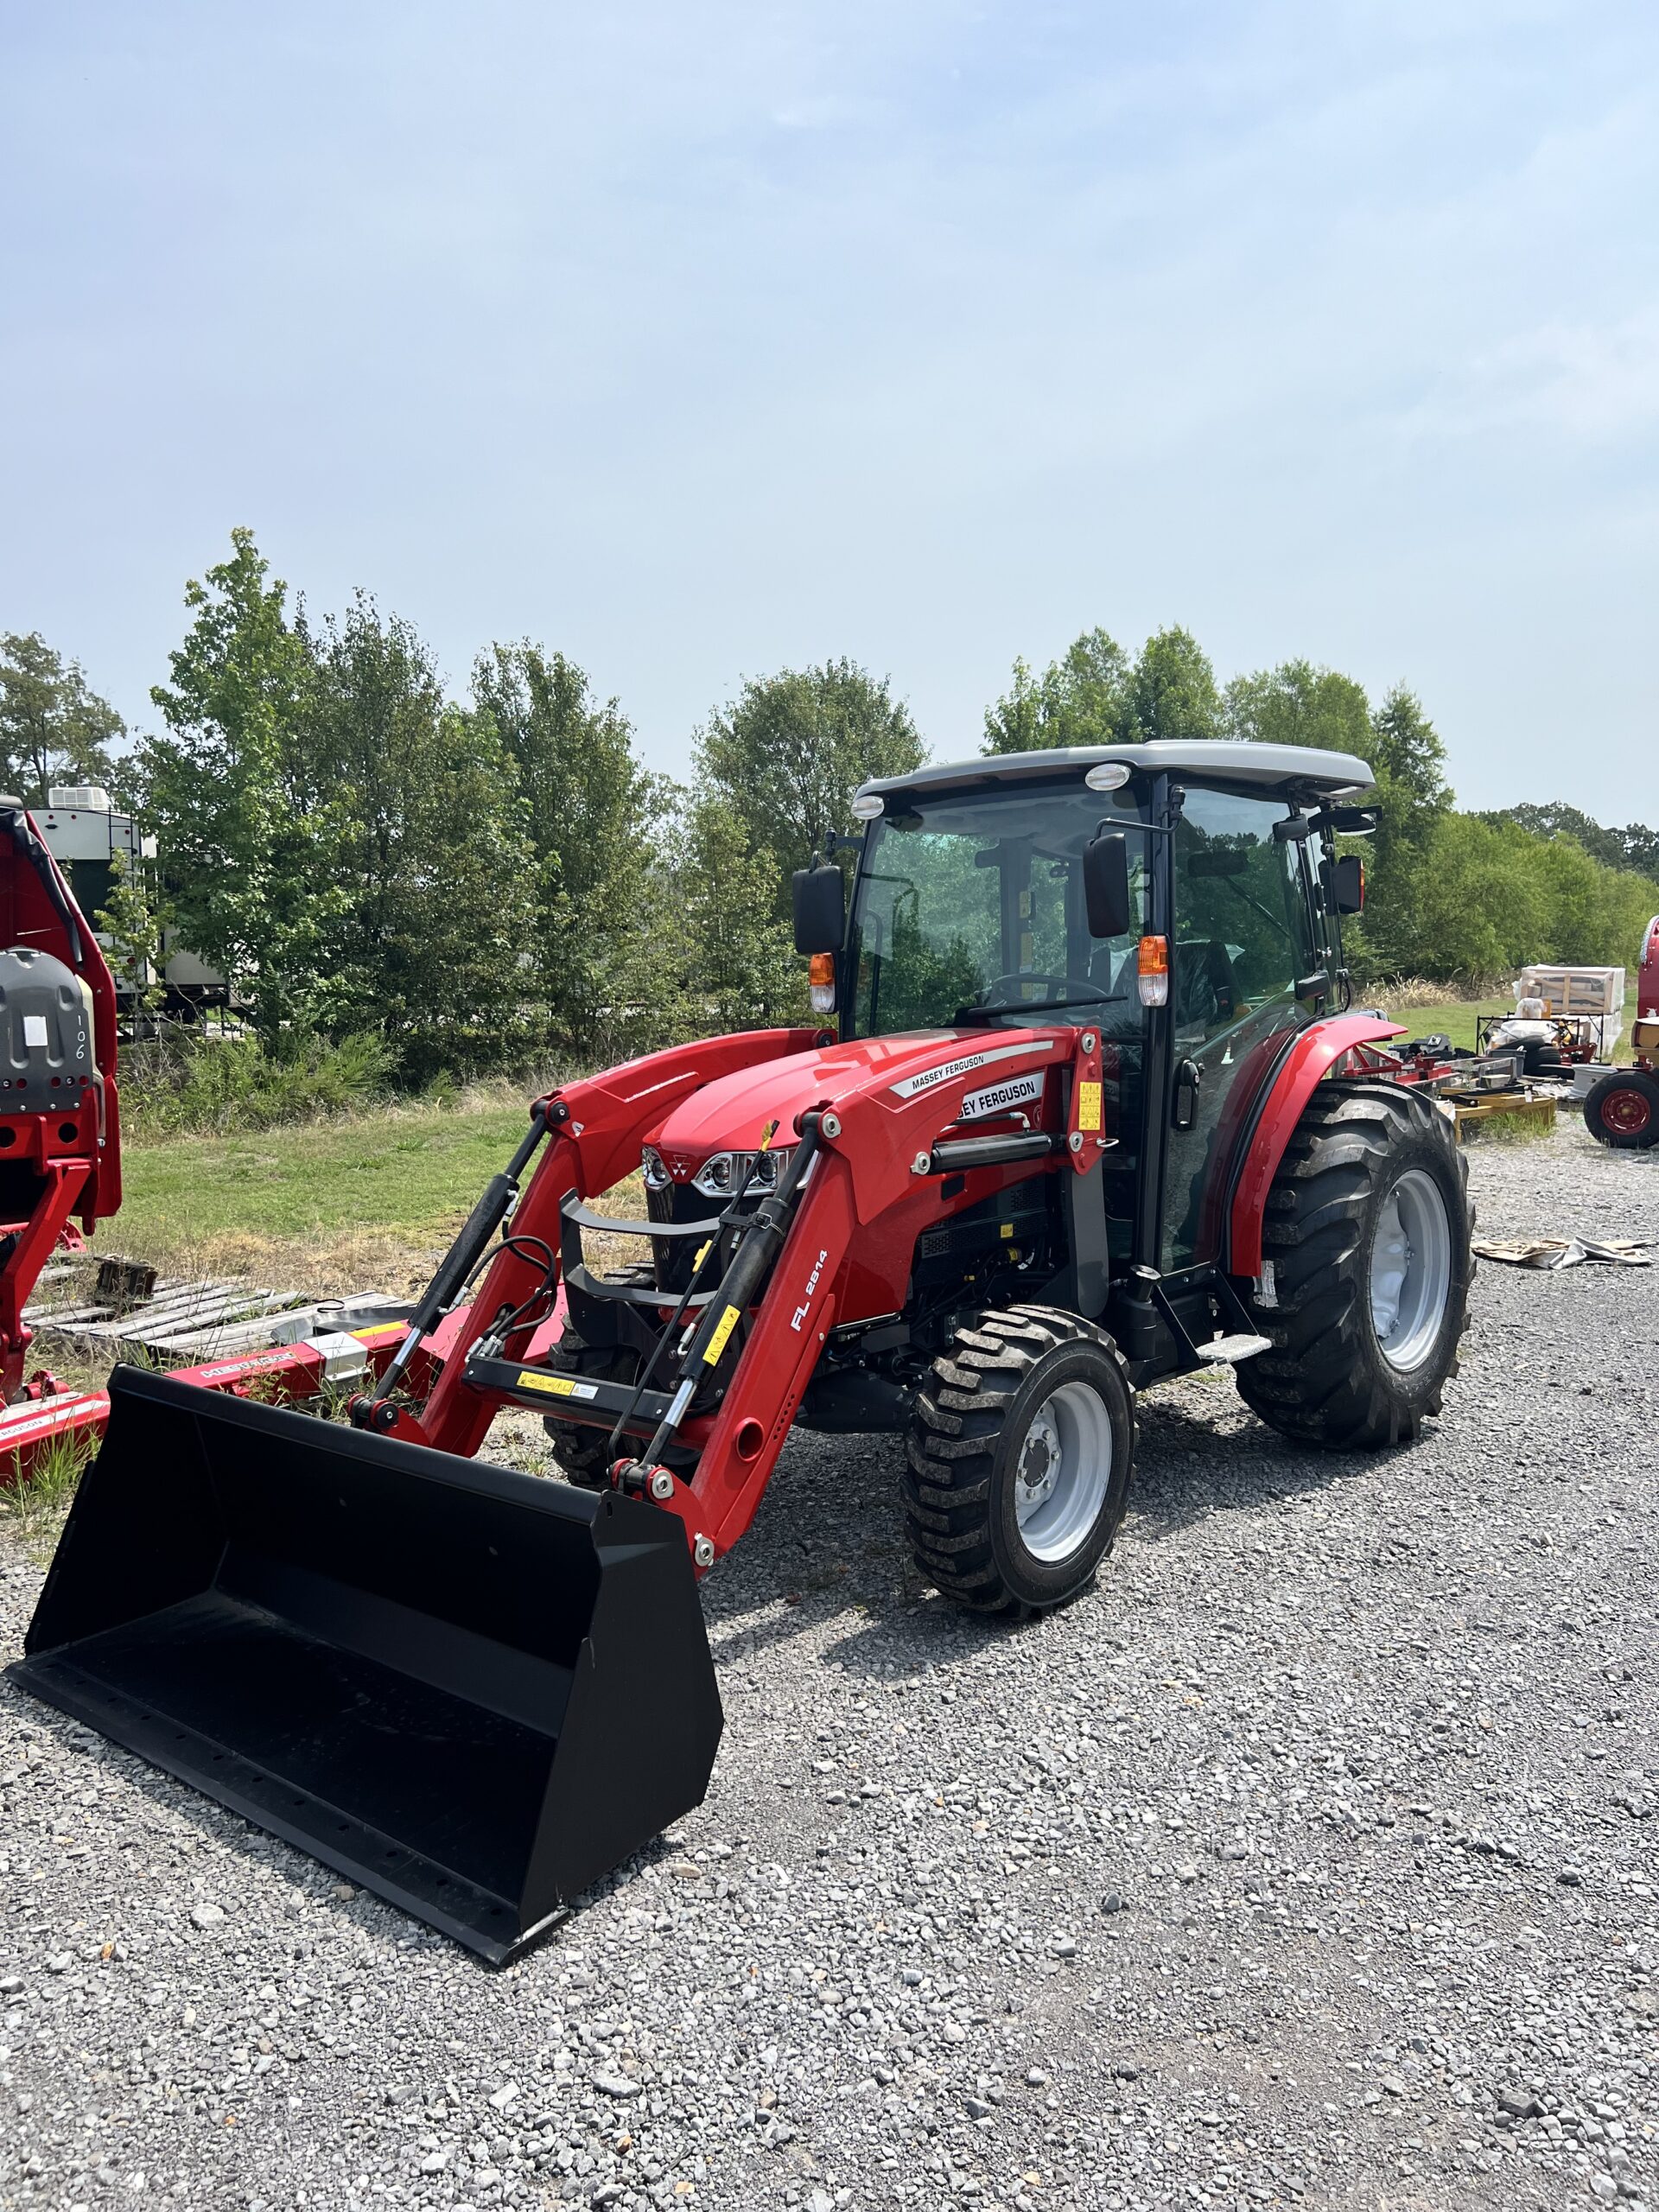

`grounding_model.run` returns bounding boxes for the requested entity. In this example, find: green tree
[1224,658,1372,755]
[1488,802,1659,884]
[92,847,167,1017]
[696,658,924,906]
[0,632,126,800]
[1395,814,1549,982]
[1349,685,1455,976]
[471,643,662,1053]
[1366,685,1452,849]
[138,529,339,1043]
[304,597,539,1080]
[658,794,805,1037]
[983,625,1220,755]
[1127,626,1222,744]
[982,628,1129,753]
